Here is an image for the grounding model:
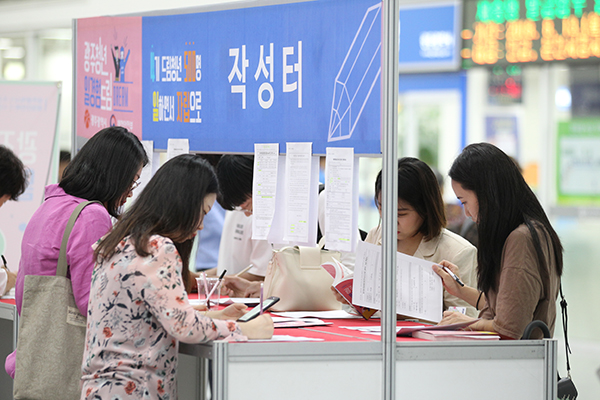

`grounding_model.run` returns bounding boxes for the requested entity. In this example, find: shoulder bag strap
[559,282,572,377]
[56,200,103,278]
